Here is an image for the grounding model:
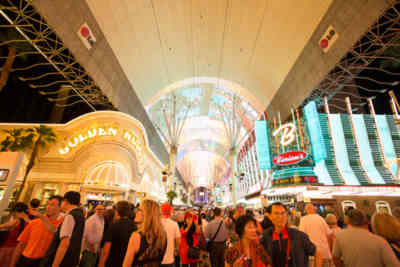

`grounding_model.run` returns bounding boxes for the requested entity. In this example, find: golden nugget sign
[59,127,143,155]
